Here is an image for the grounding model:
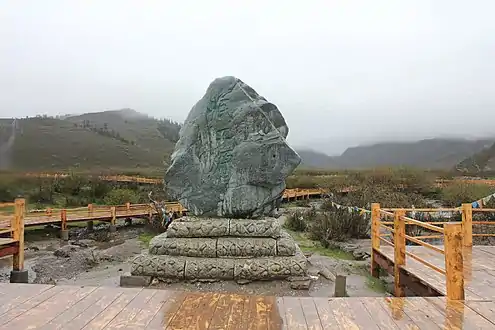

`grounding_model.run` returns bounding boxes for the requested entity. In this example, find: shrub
[103,188,140,205]
[284,209,317,232]
[441,182,493,207]
[294,199,311,208]
[308,206,370,243]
